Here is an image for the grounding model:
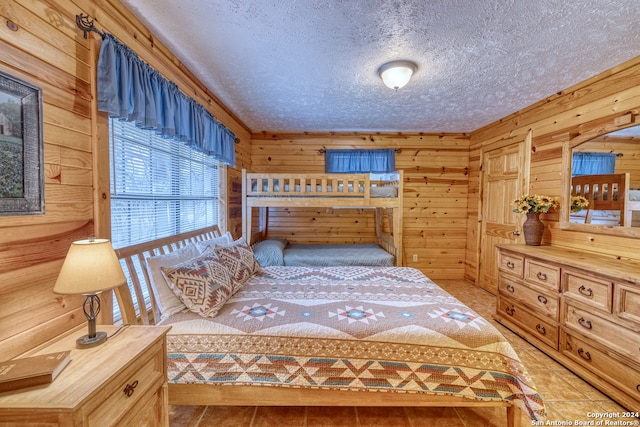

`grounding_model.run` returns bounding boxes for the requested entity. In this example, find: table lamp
[54,238,126,348]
